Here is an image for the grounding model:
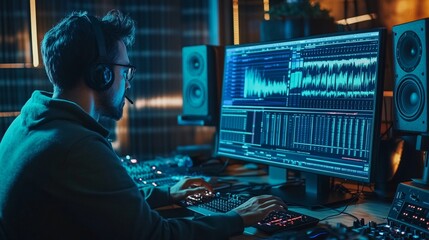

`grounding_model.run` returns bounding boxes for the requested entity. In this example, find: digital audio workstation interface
[217,29,385,184]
